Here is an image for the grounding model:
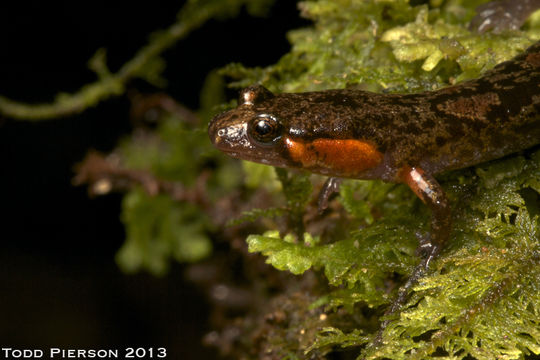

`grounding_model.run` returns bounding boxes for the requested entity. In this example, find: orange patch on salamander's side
[285,137,383,175]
